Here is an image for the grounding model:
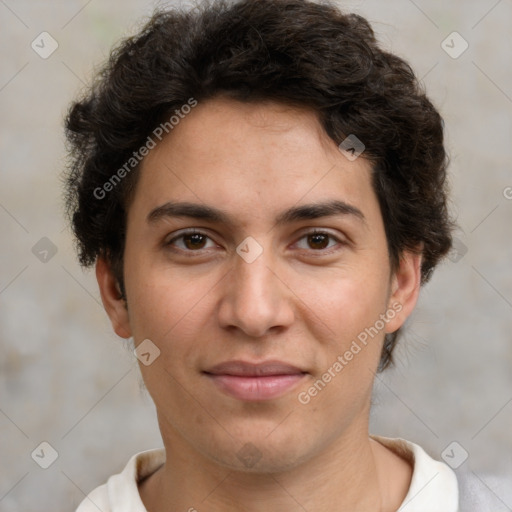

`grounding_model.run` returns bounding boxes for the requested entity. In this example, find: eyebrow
[147,199,366,227]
